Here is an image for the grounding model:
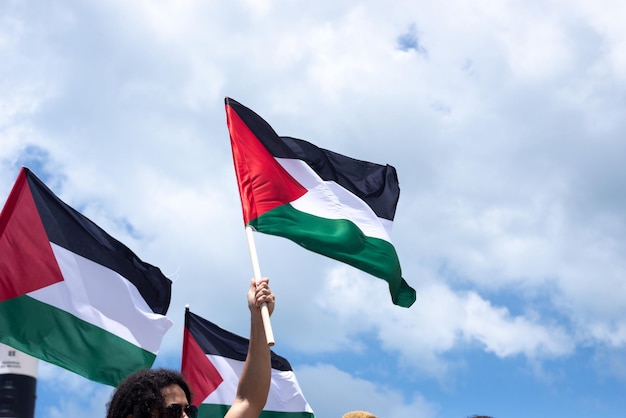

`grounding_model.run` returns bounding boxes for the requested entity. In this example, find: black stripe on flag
[24,168,172,315]
[186,310,292,372]
[225,97,401,221]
